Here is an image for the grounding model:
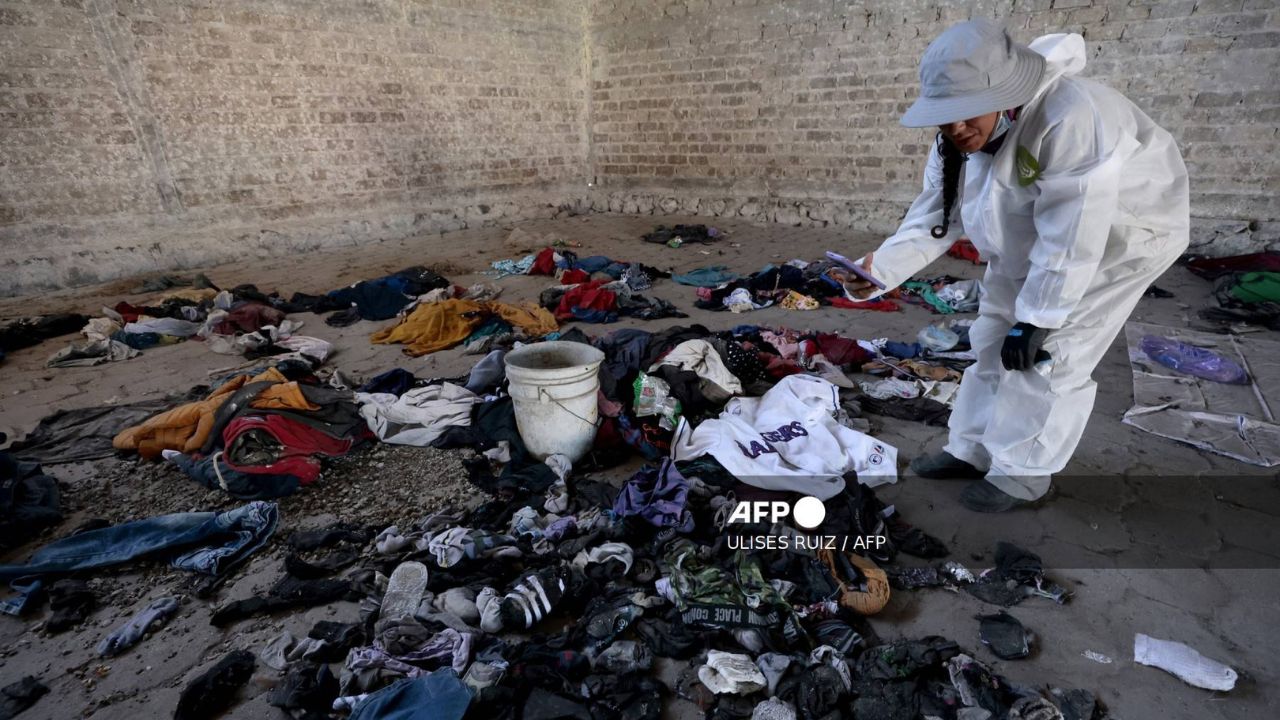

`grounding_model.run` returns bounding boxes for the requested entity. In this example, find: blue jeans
[0,501,277,583]
[351,670,472,720]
